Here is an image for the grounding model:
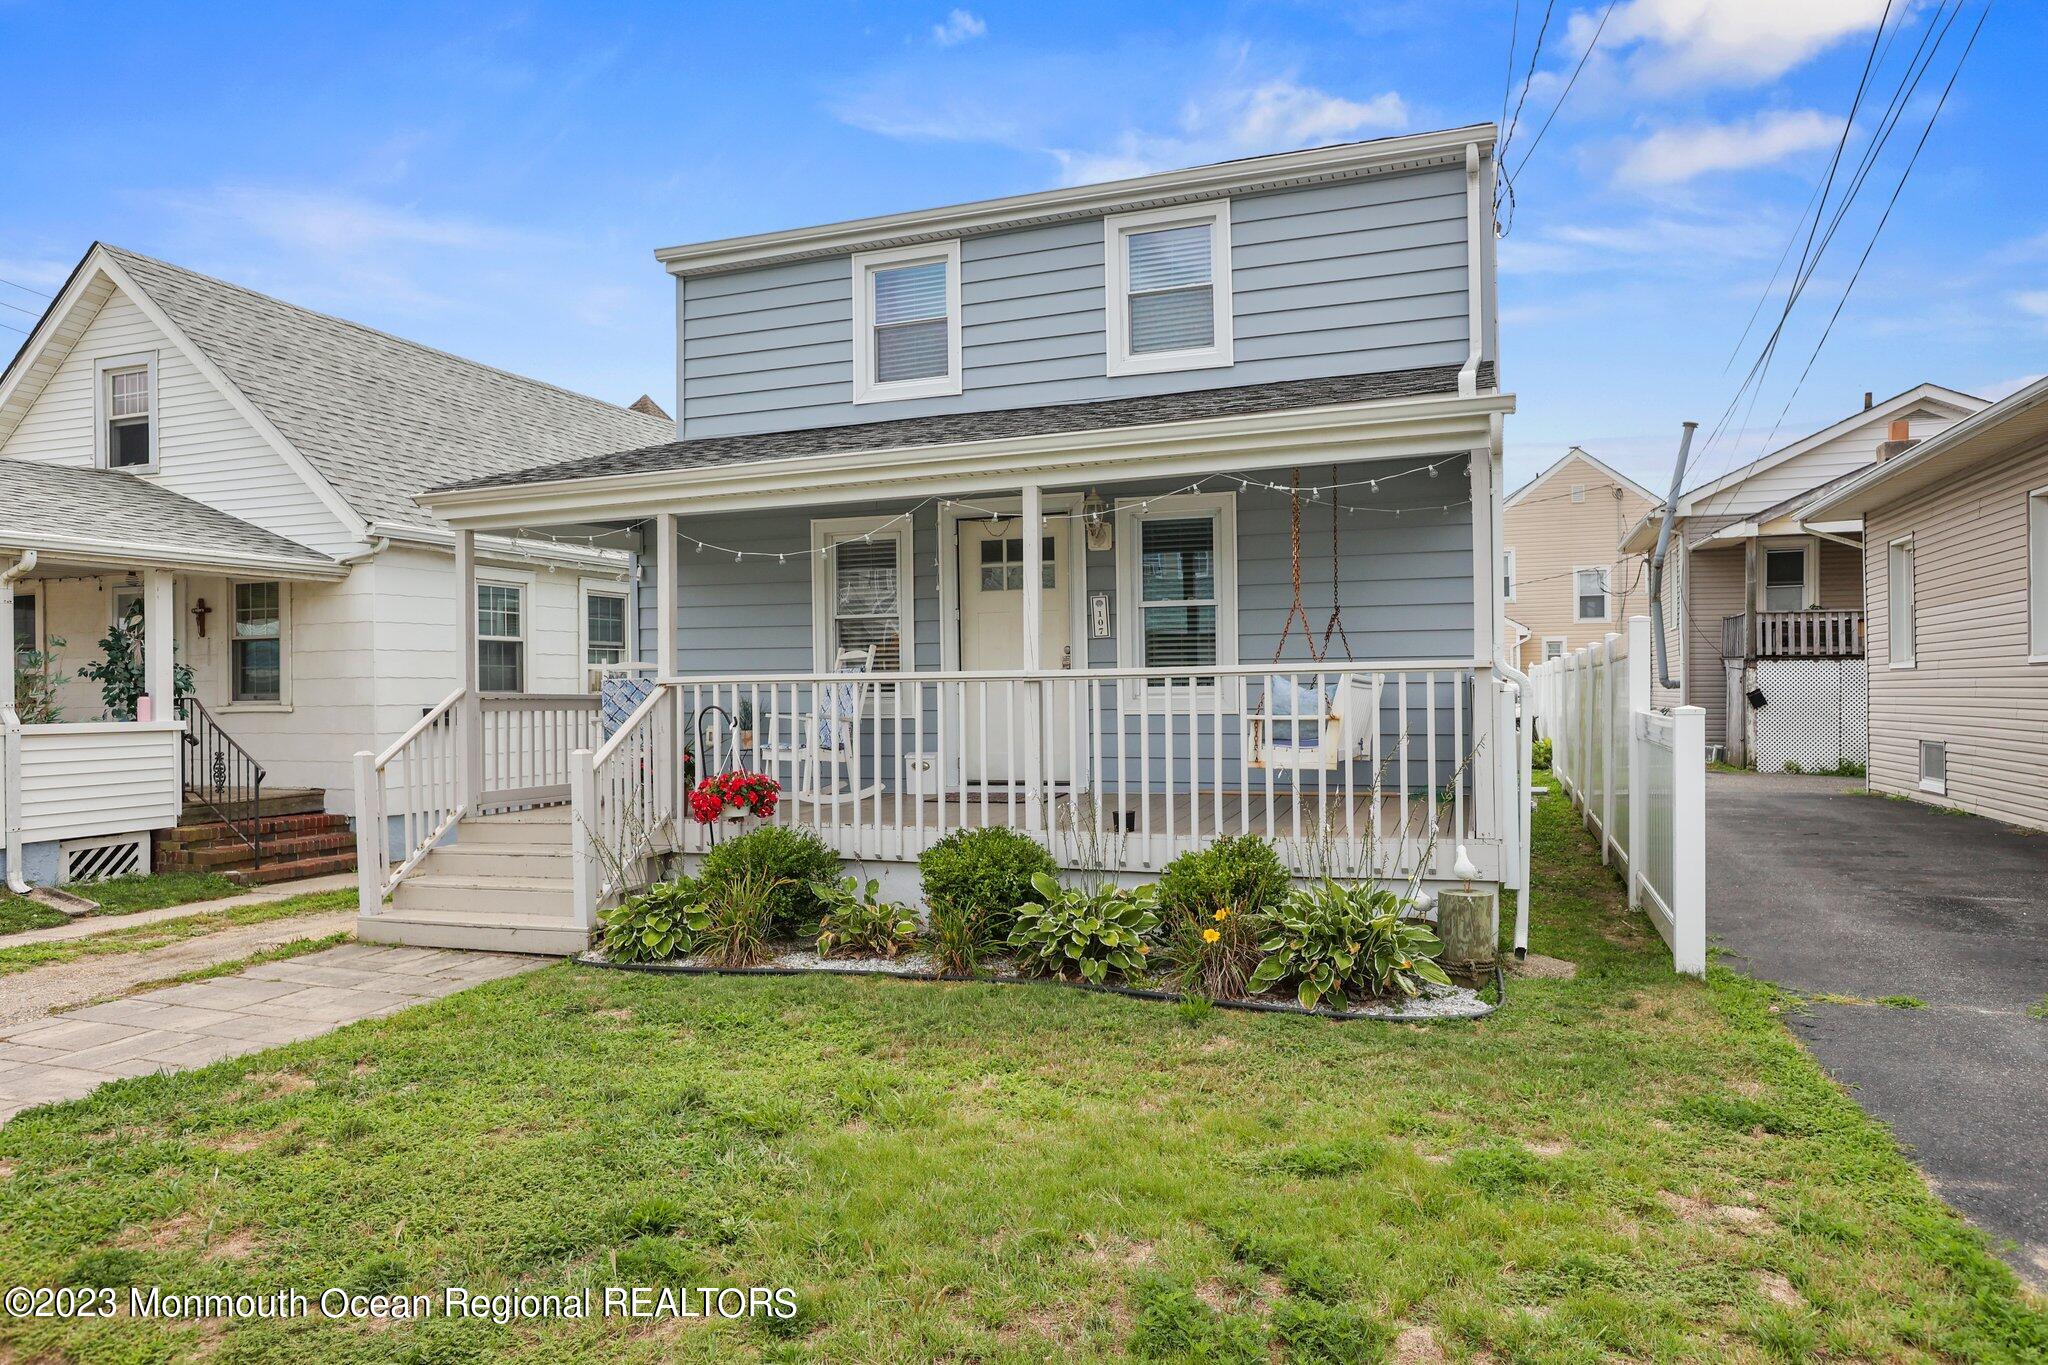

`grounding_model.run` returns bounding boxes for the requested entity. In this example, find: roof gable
[1506,447,1660,510]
